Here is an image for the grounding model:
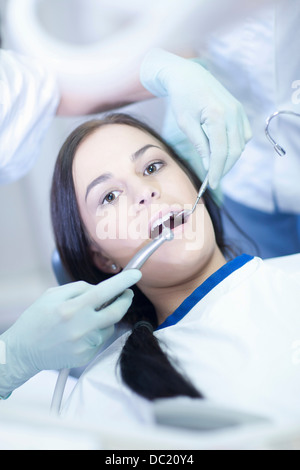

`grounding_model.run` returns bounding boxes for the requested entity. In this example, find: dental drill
[50,224,174,415]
